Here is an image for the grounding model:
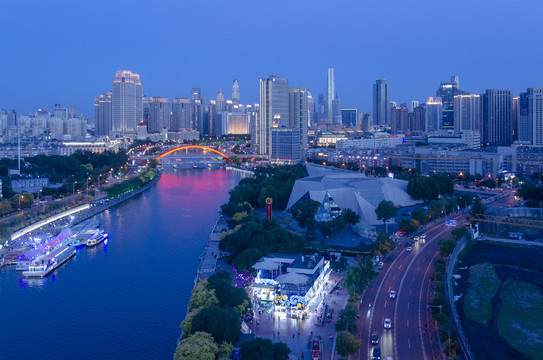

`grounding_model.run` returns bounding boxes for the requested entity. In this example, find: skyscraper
[248,104,260,149]
[332,94,342,124]
[412,105,426,132]
[391,104,408,132]
[425,97,442,133]
[112,70,143,134]
[373,79,390,126]
[288,87,309,160]
[258,75,289,155]
[360,112,371,131]
[216,89,226,112]
[453,95,481,133]
[94,92,112,136]
[483,89,513,146]
[436,76,463,130]
[172,98,192,130]
[341,109,358,128]
[326,68,335,122]
[232,79,240,105]
[148,97,170,133]
[519,88,543,146]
